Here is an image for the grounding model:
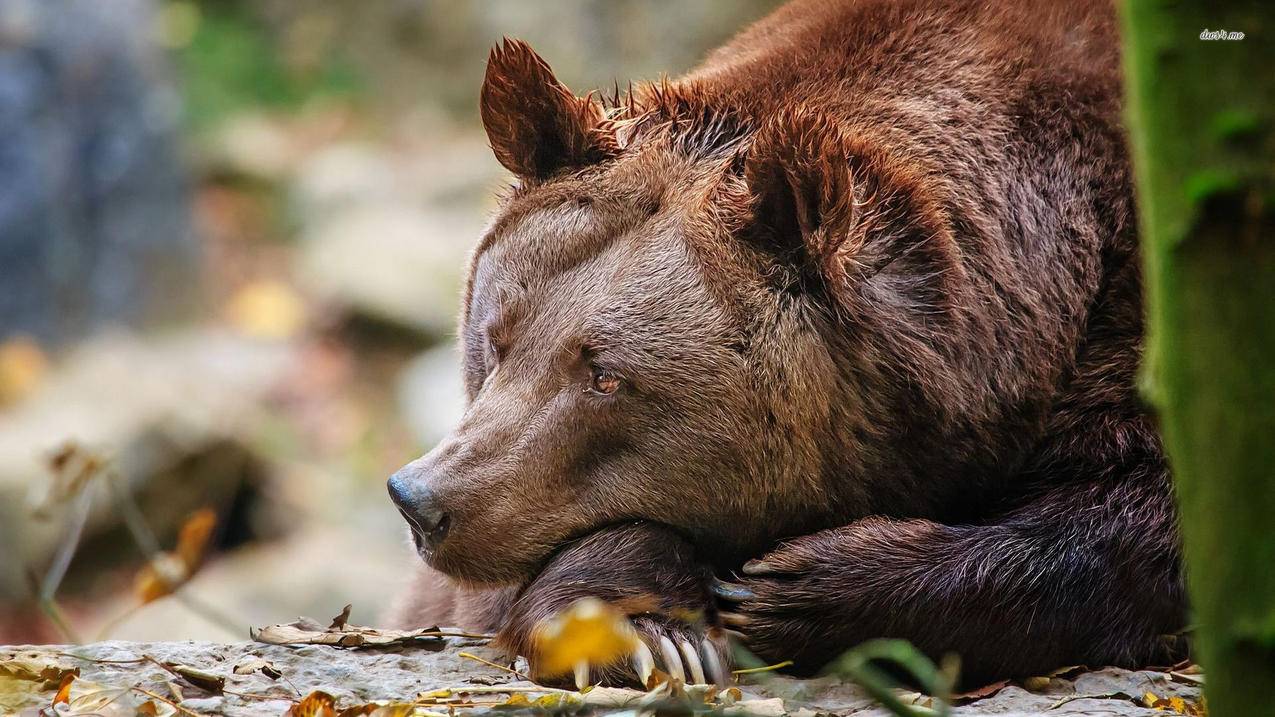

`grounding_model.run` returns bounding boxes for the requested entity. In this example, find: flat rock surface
[0,640,1202,716]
